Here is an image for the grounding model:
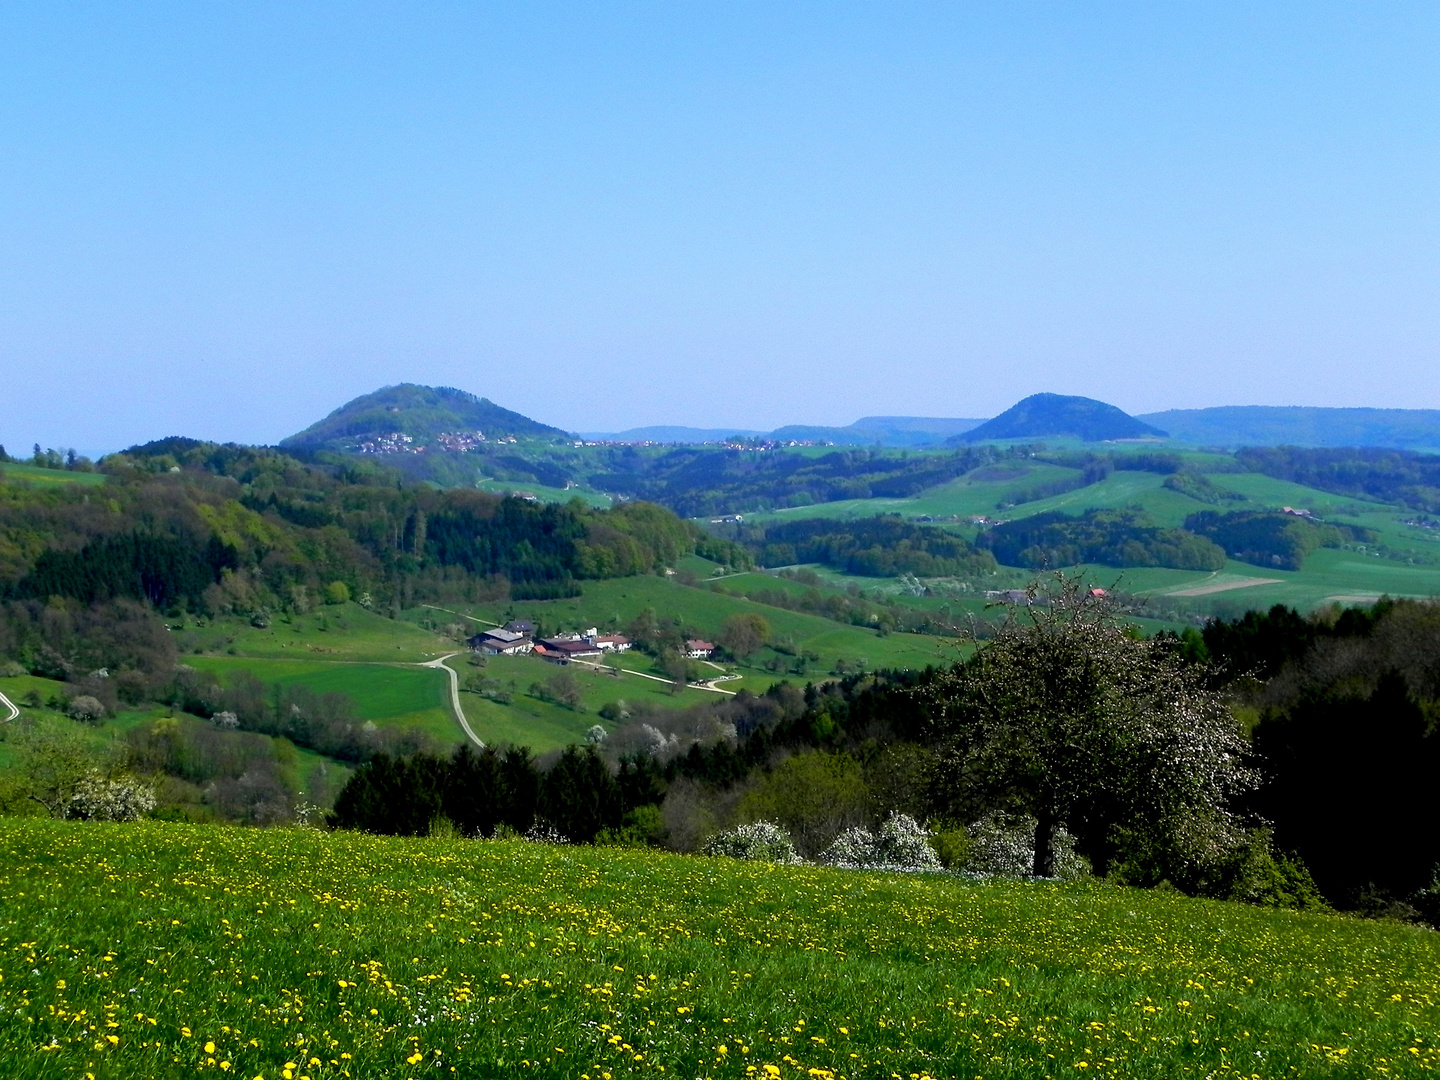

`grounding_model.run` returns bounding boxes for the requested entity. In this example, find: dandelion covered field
[1,821,1438,1080]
